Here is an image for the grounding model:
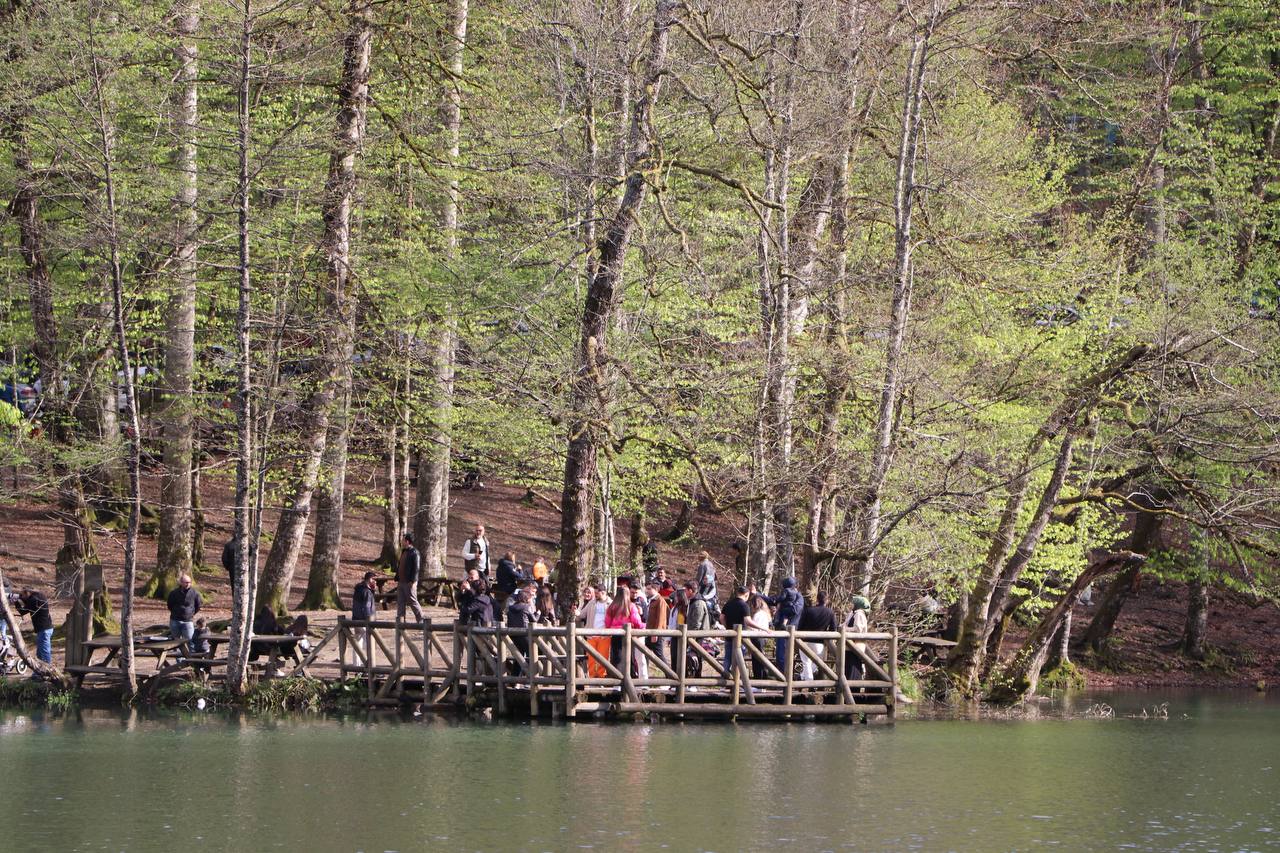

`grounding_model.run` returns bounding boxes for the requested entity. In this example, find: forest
[0,0,1277,703]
